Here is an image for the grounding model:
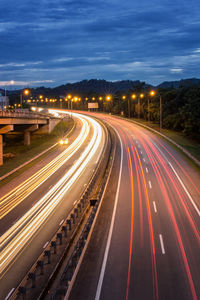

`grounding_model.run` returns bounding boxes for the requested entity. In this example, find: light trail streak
[126,147,135,300]
[139,138,198,300]
[0,112,104,277]
[141,139,200,243]
[133,146,159,300]
[0,115,89,219]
